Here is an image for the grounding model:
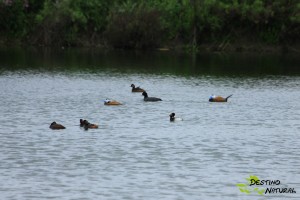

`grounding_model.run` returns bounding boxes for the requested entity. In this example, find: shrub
[105,2,163,49]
